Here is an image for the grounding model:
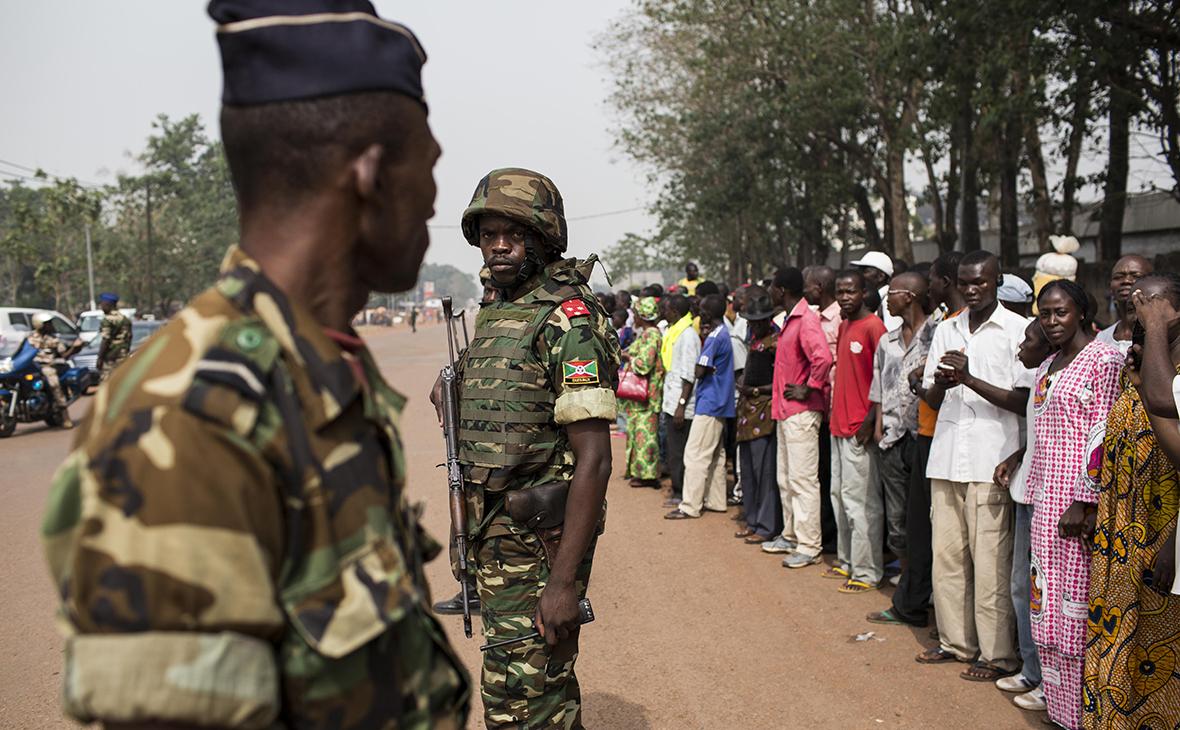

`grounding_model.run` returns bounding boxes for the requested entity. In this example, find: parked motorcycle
[0,340,93,437]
